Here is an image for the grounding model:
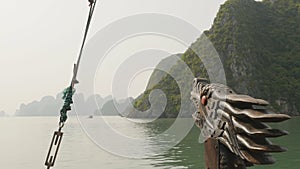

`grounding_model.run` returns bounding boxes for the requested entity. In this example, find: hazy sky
[0,0,226,114]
